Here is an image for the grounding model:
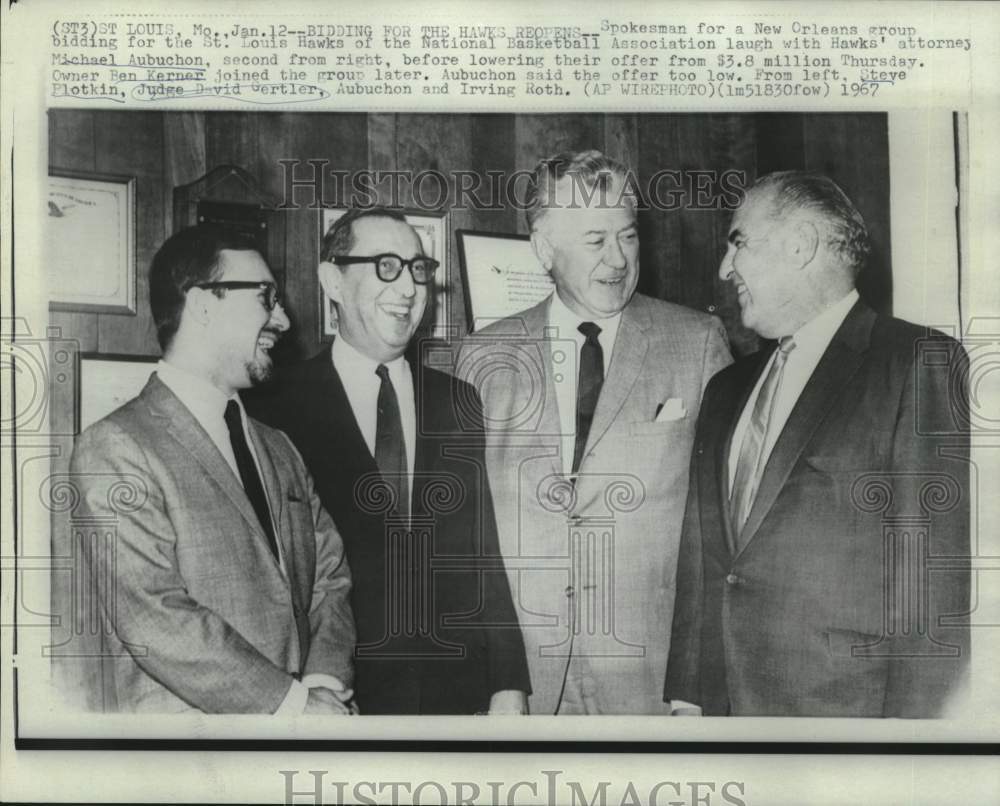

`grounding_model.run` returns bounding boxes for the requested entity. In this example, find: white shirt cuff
[275,675,350,716]
[669,699,703,715]
[275,679,309,715]
[301,673,348,693]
